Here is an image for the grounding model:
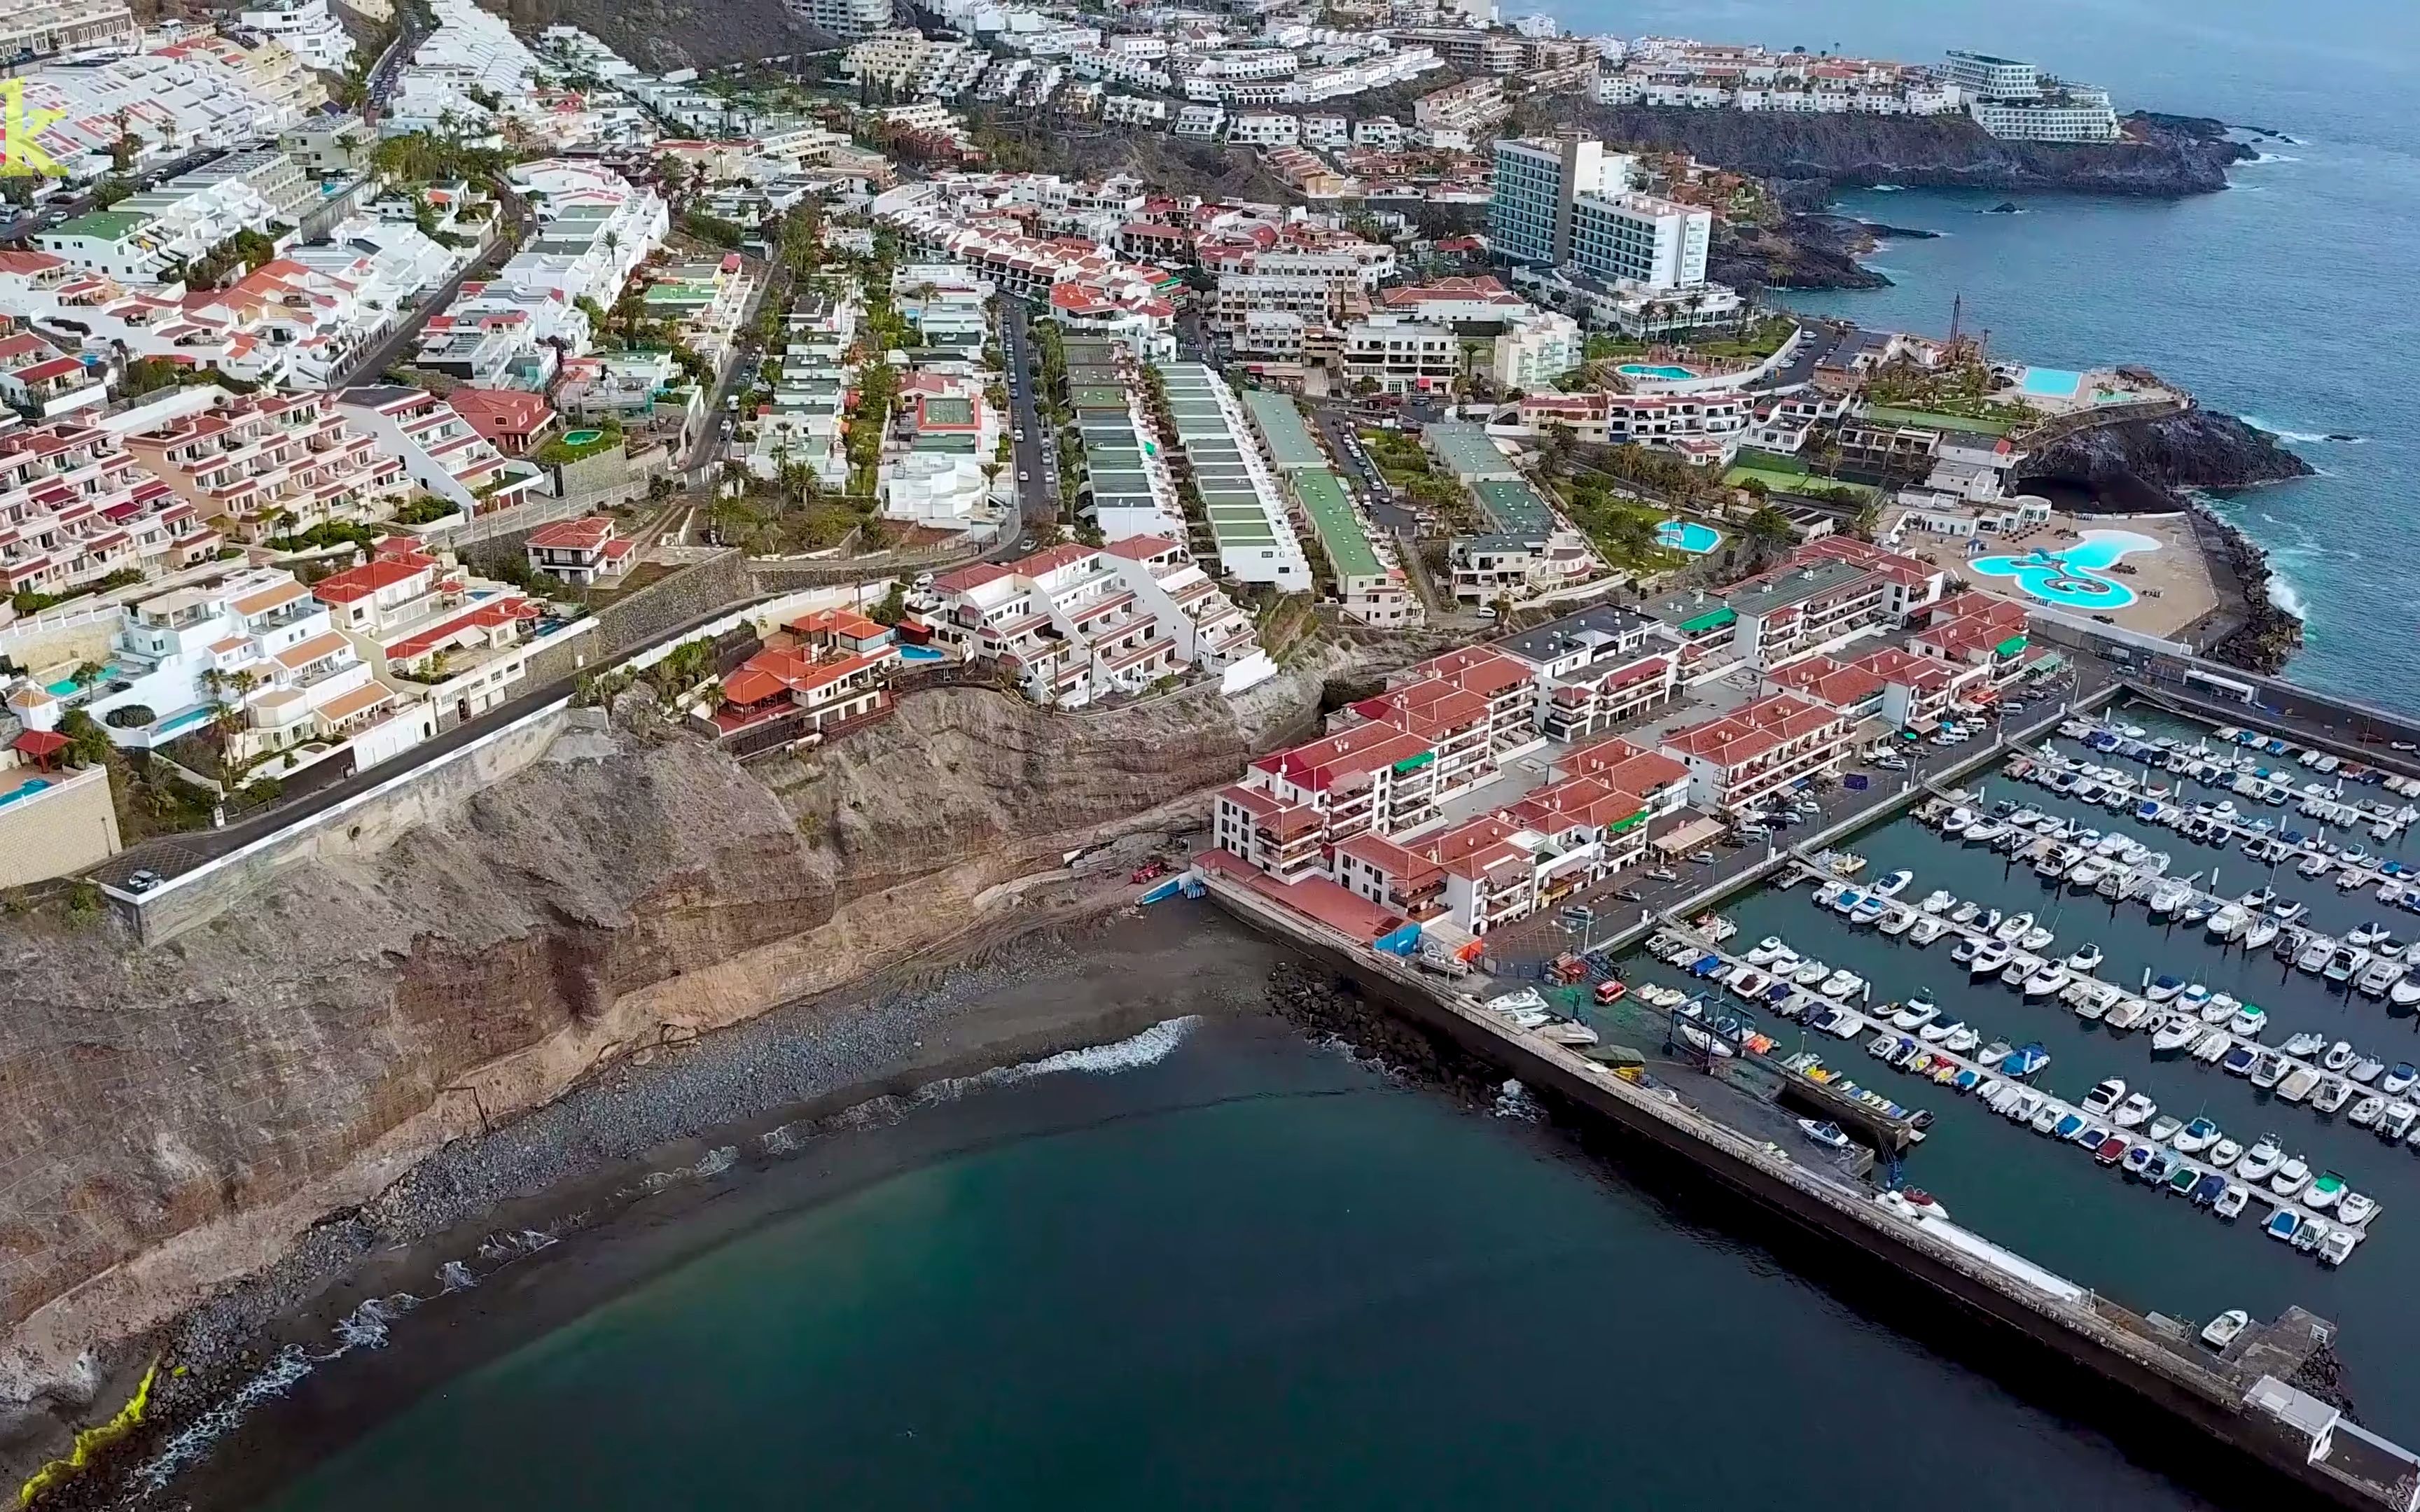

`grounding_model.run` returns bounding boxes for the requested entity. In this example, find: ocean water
[1579,0,2420,705]
[247,1007,2216,1512]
